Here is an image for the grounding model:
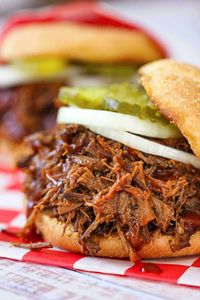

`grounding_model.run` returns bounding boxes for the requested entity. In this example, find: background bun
[0,23,164,63]
[139,59,200,158]
[0,138,30,168]
[36,212,200,261]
